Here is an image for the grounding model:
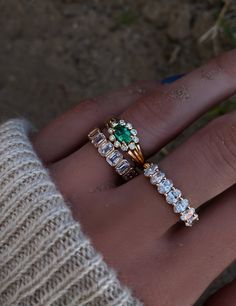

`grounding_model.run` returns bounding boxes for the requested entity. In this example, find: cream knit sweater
[0,119,141,306]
